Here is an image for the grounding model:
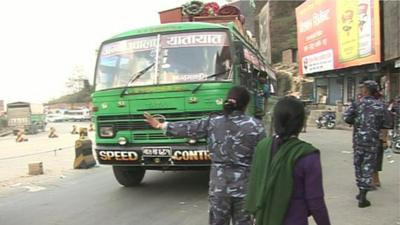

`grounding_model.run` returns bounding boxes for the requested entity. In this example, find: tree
[65,65,89,95]
[49,65,93,104]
